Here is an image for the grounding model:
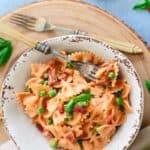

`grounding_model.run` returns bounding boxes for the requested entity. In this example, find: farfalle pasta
[68,51,103,65]
[16,51,132,150]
